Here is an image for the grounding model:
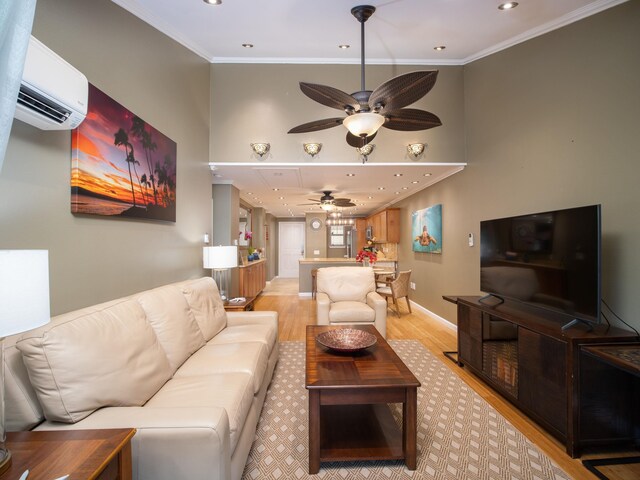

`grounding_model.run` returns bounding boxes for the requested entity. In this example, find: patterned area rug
[242,341,571,479]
